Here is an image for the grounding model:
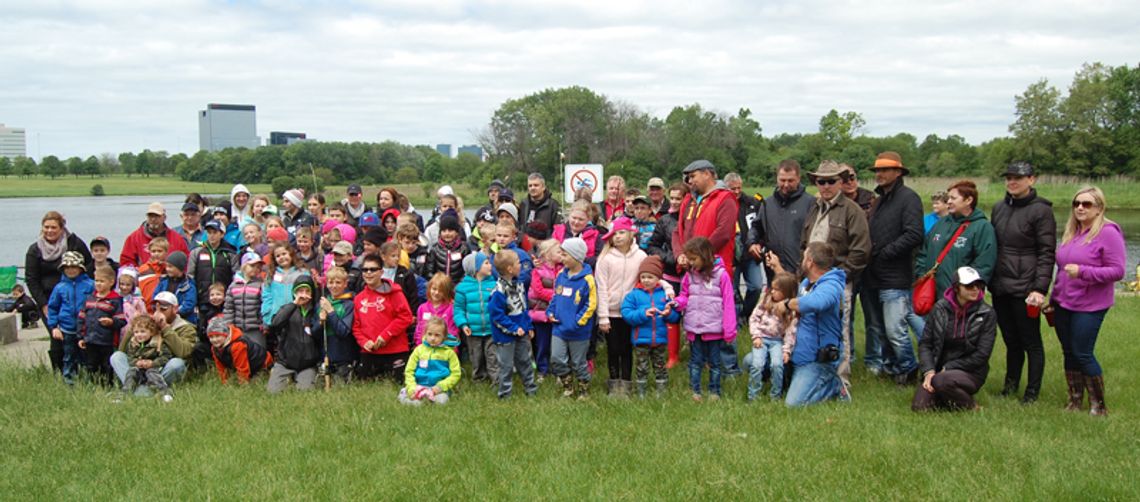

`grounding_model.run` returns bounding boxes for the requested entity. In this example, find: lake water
[2,195,1138,284]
